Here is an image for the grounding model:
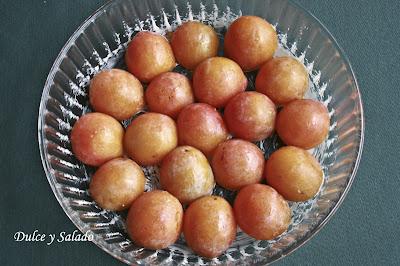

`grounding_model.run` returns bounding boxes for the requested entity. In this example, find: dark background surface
[1,0,399,265]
